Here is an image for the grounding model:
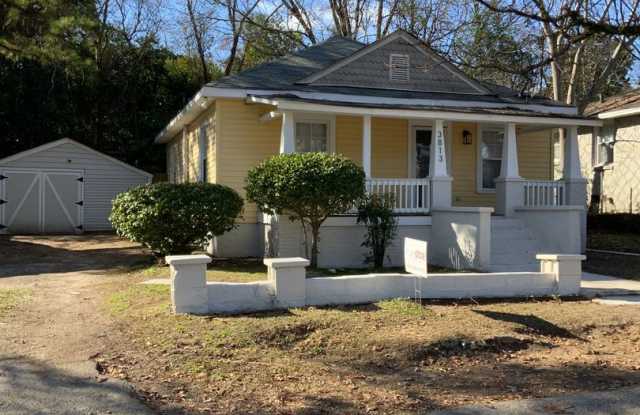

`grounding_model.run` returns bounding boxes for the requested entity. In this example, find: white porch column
[429,119,452,208]
[563,126,588,252]
[280,111,295,154]
[495,123,524,216]
[362,115,372,178]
